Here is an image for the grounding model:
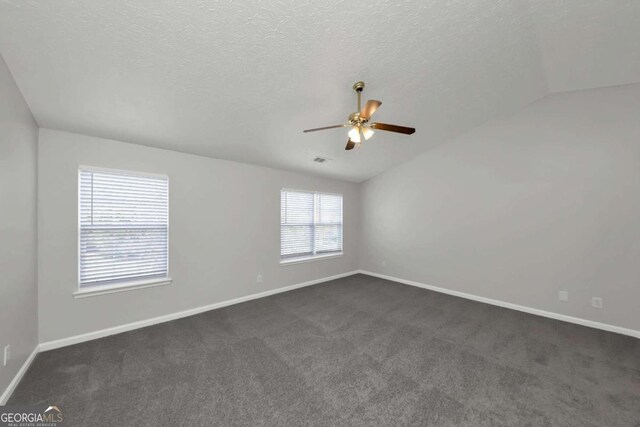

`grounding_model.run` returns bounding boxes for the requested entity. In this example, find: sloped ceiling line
[0,0,637,182]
